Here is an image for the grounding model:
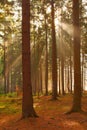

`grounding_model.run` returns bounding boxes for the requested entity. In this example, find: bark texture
[22,0,37,118]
